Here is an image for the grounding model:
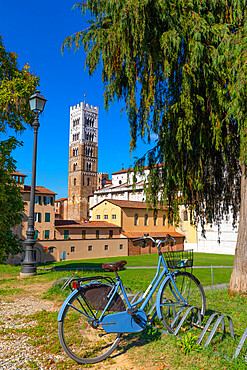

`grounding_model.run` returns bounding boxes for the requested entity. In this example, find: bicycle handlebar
[132,233,176,247]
